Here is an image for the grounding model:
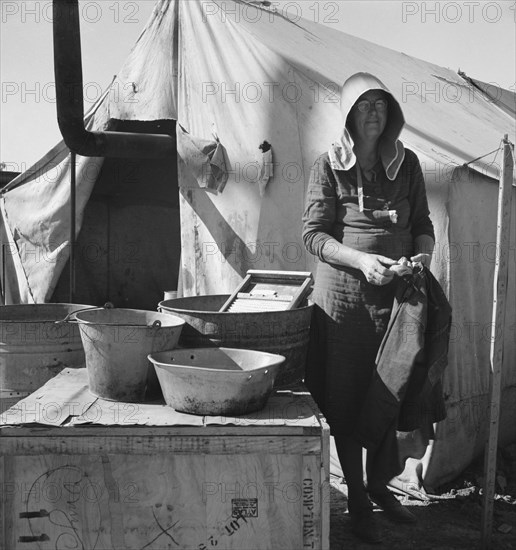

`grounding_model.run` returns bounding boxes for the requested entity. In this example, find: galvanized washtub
[149,347,285,415]
[0,303,91,404]
[158,295,313,387]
